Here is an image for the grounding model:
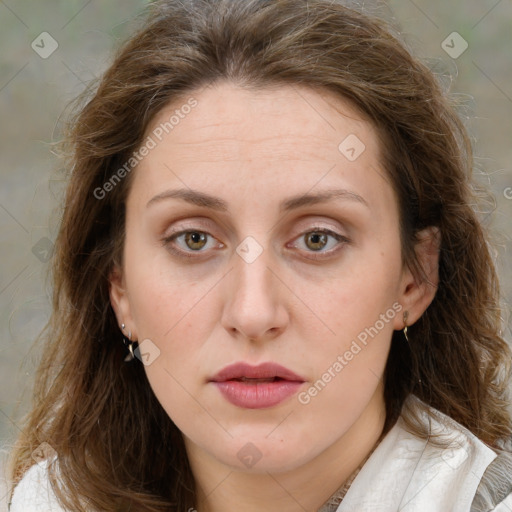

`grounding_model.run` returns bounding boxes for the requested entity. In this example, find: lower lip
[212,380,304,409]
